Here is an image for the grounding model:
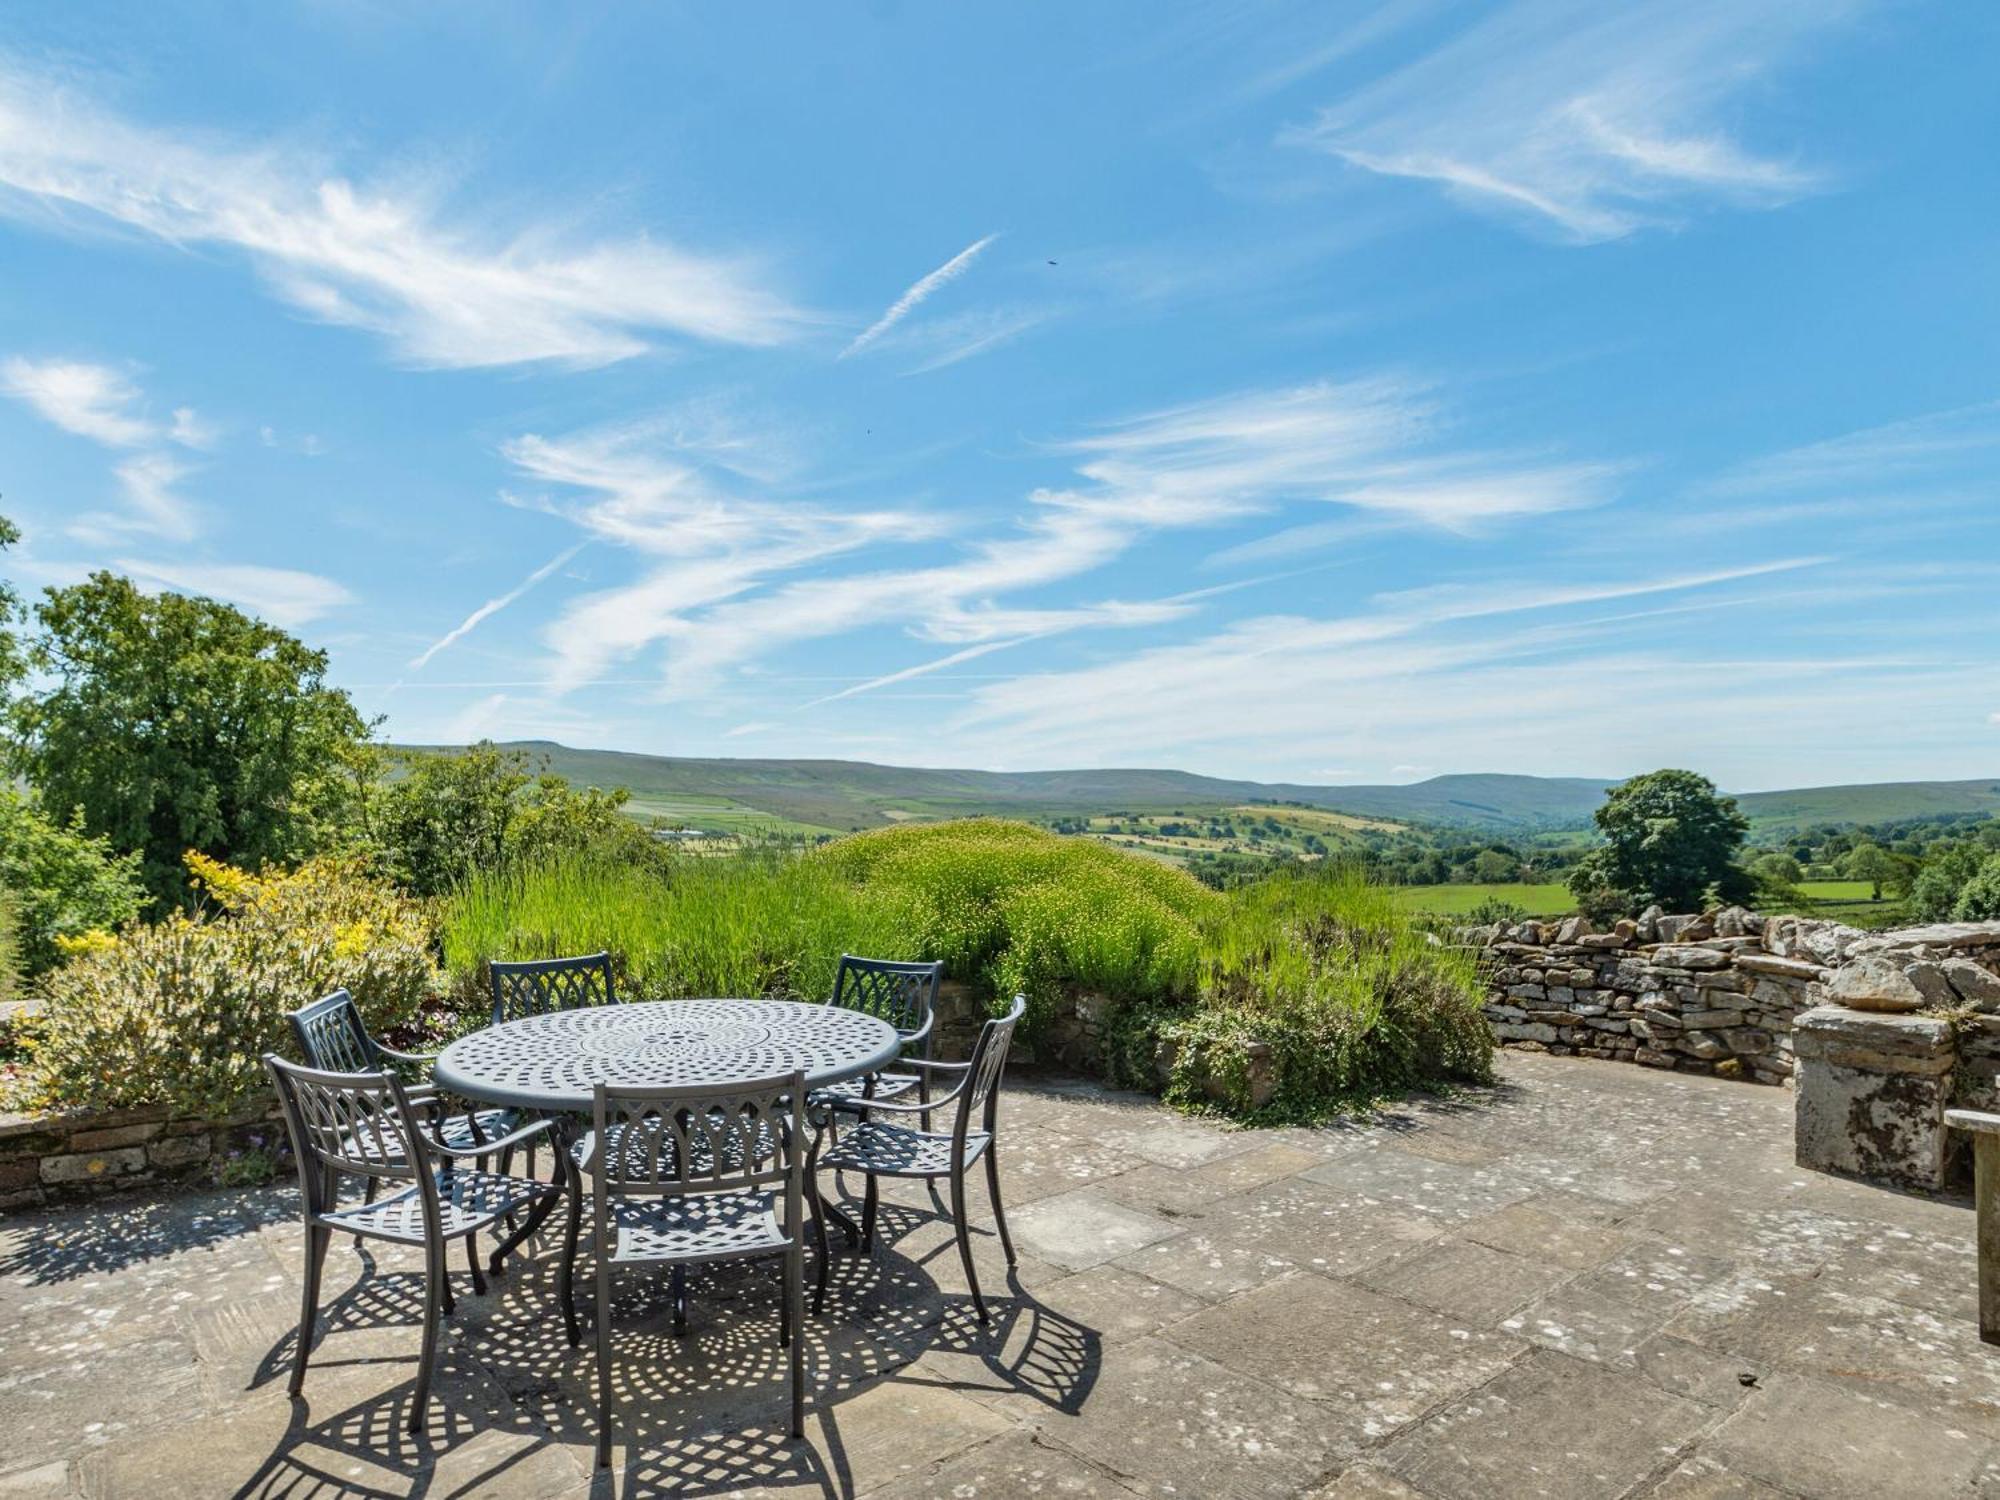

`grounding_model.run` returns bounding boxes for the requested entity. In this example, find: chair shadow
[243,1186,1103,1499]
